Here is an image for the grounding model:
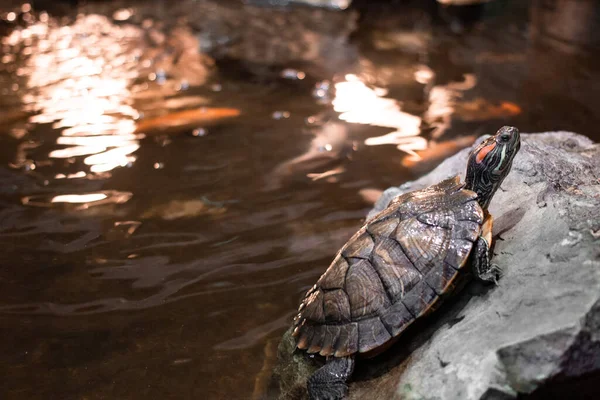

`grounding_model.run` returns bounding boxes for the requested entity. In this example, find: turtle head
[465,126,521,210]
